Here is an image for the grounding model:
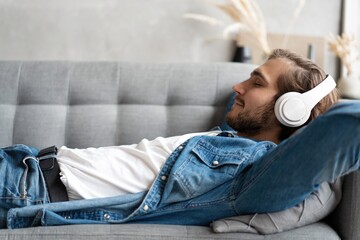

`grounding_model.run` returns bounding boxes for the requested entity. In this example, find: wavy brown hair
[269,49,340,140]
